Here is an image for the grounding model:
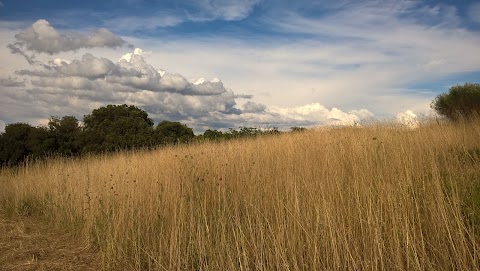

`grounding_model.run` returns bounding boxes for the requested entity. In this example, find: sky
[0,0,479,133]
